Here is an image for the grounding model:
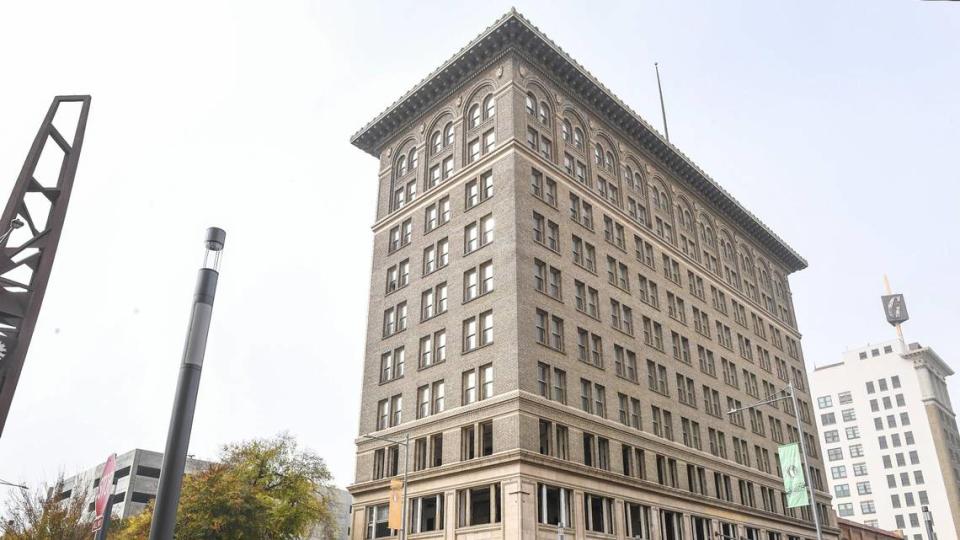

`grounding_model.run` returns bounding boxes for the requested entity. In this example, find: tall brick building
[348,10,837,540]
